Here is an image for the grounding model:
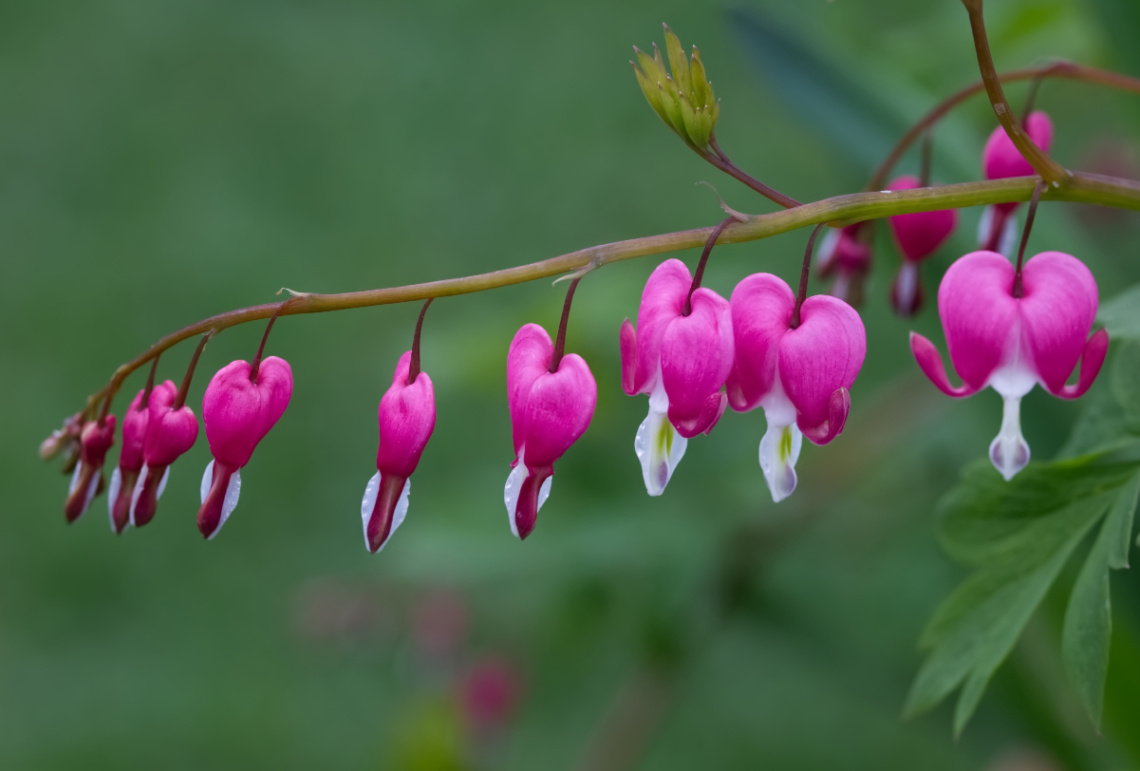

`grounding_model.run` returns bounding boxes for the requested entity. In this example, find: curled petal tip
[1053,328,1109,400]
[197,461,241,540]
[504,460,552,540]
[361,472,410,553]
[799,387,850,446]
[909,332,979,398]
